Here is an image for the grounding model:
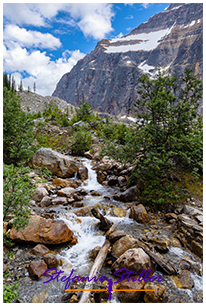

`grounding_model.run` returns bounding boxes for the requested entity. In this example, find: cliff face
[52,3,203,116]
